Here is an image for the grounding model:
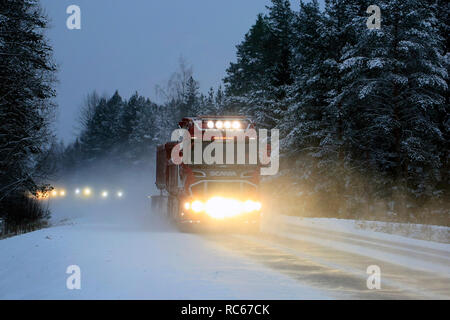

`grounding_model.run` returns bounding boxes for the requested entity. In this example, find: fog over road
[0,189,449,300]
